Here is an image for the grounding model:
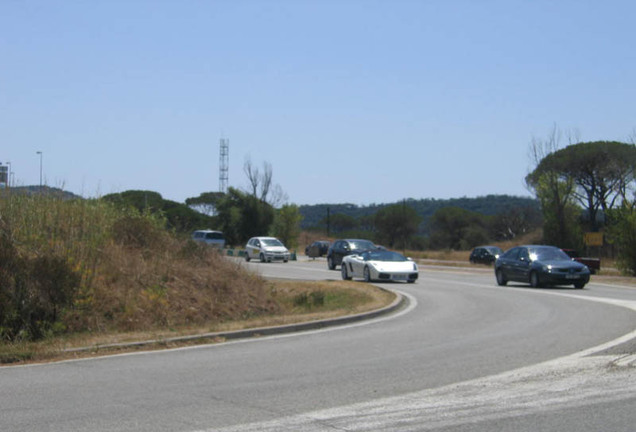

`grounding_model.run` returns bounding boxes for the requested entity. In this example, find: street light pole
[5,161,11,188]
[36,151,43,191]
